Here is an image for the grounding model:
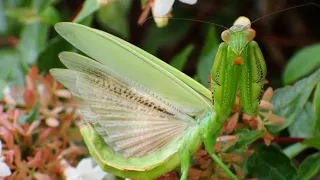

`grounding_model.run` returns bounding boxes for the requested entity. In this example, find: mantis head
[221,16,256,57]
